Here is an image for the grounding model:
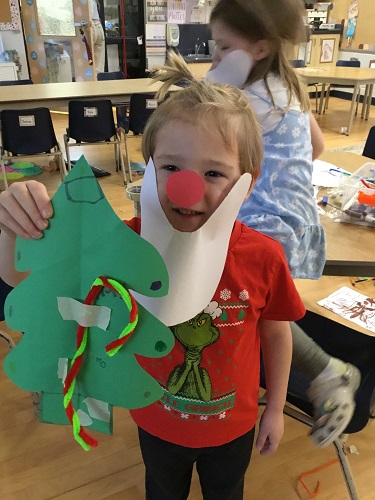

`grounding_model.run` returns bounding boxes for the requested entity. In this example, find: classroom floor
[0,97,375,499]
